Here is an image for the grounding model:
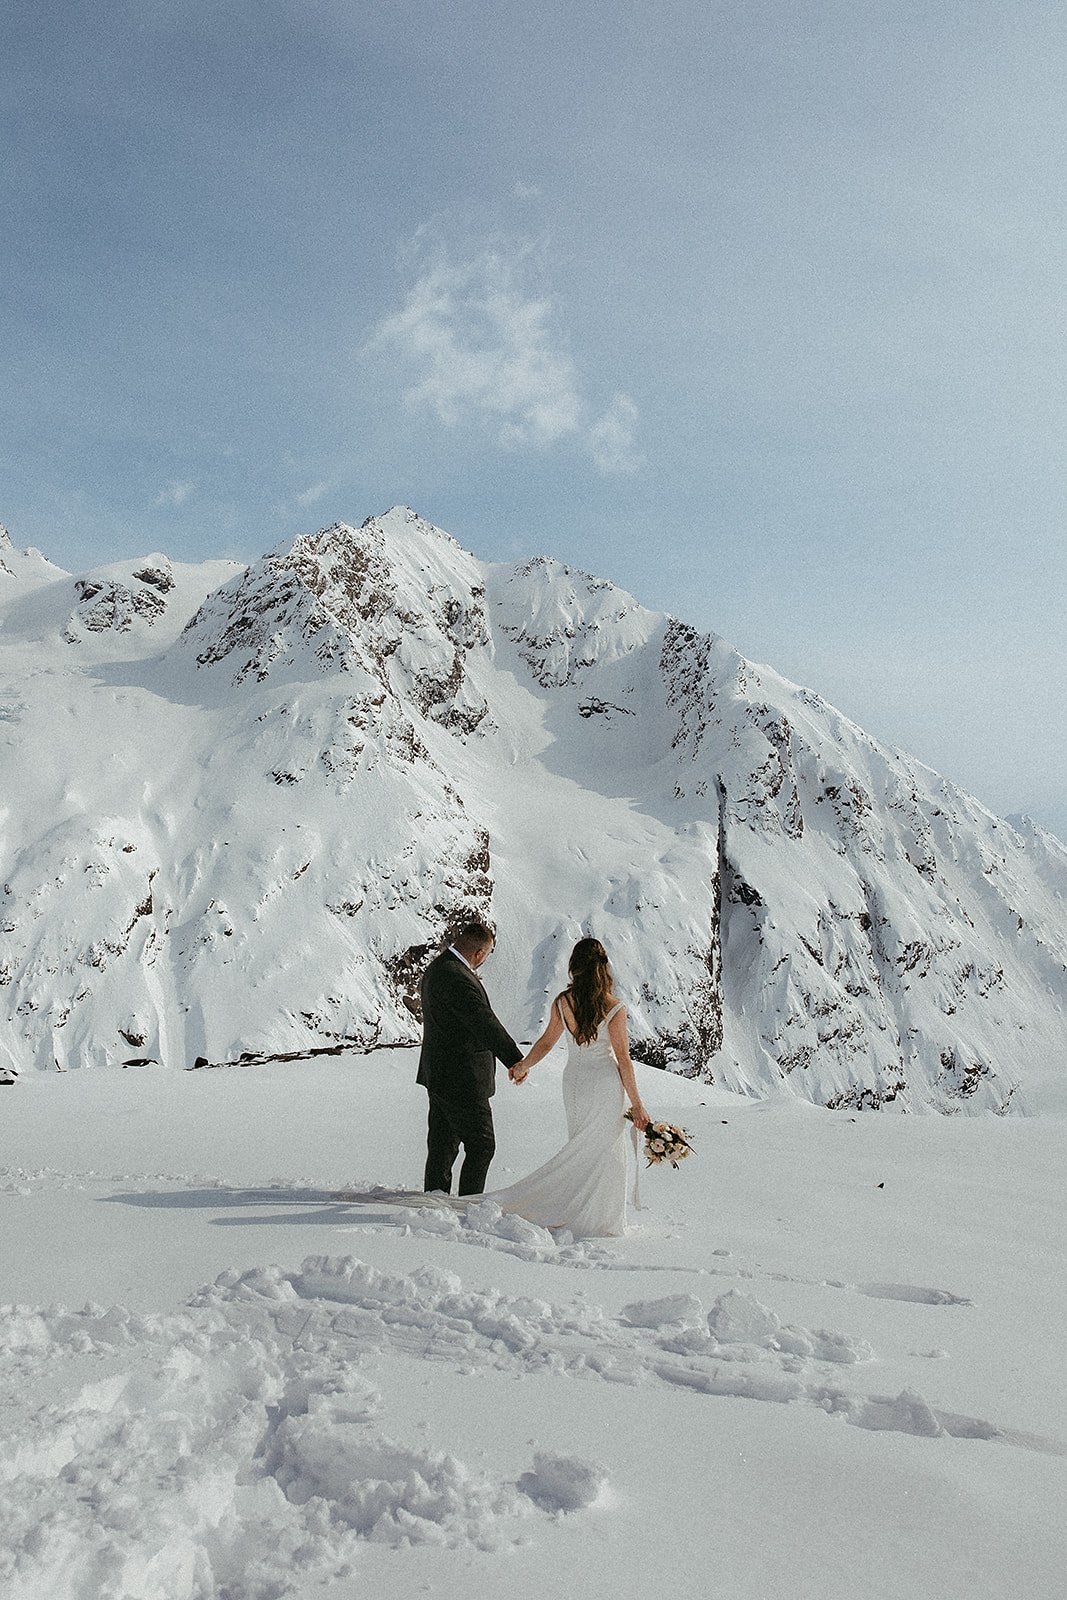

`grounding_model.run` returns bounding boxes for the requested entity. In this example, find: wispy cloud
[153,479,194,508]
[371,241,640,474]
[295,480,330,507]
[589,392,641,475]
